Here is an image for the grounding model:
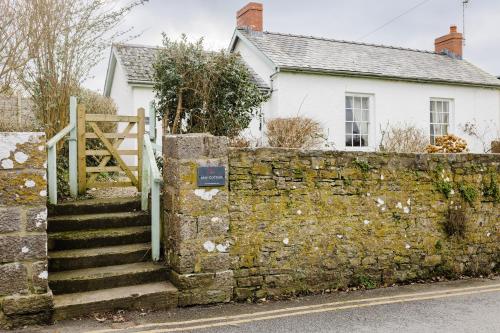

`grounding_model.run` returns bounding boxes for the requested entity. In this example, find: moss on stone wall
[228,149,499,301]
